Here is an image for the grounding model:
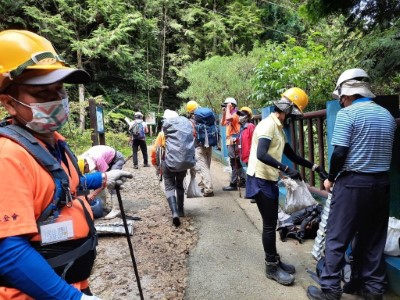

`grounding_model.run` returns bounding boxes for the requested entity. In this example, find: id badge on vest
[39,216,75,245]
